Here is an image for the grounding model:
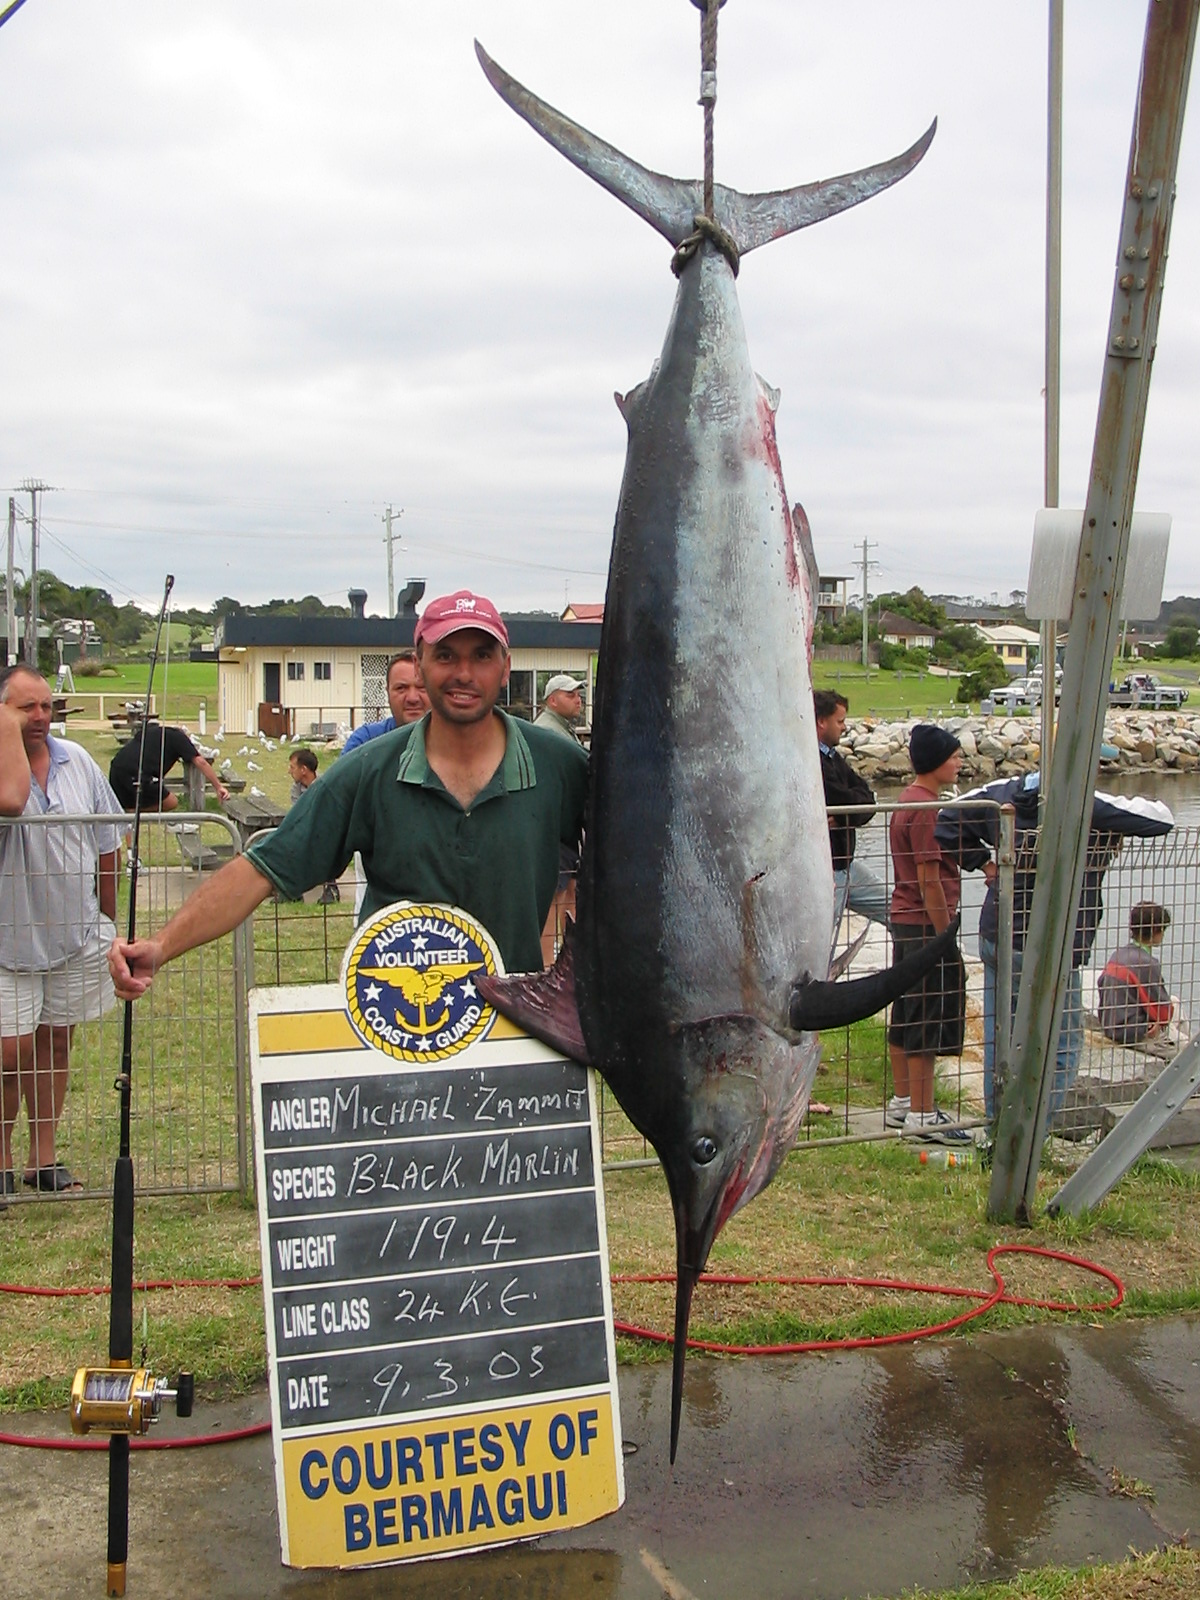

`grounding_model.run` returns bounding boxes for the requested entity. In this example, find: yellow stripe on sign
[257,1009,525,1056]
[279,1393,621,1567]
